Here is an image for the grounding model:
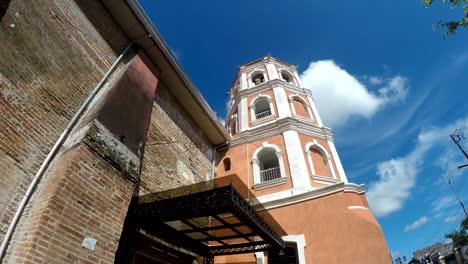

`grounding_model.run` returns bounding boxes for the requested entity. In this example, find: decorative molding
[253,177,288,190]
[251,183,366,210]
[230,117,333,147]
[348,206,369,211]
[250,114,277,126]
[312,175,340,185]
